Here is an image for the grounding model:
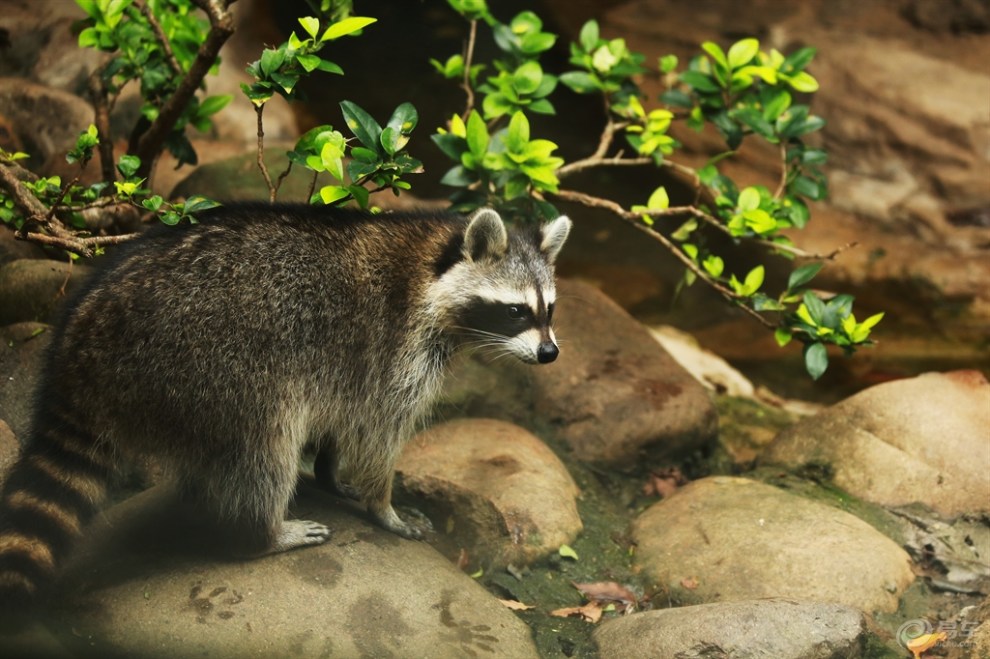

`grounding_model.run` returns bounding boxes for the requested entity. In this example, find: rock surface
[631,476,915,613]
[0,77,96,171]
[397,418,582,567]
[443,279,718,465]
[764,370,990,517]
[0,322,51,441]
[45,485,540,659]
[0,259,92,325]
[594,599,868,659]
